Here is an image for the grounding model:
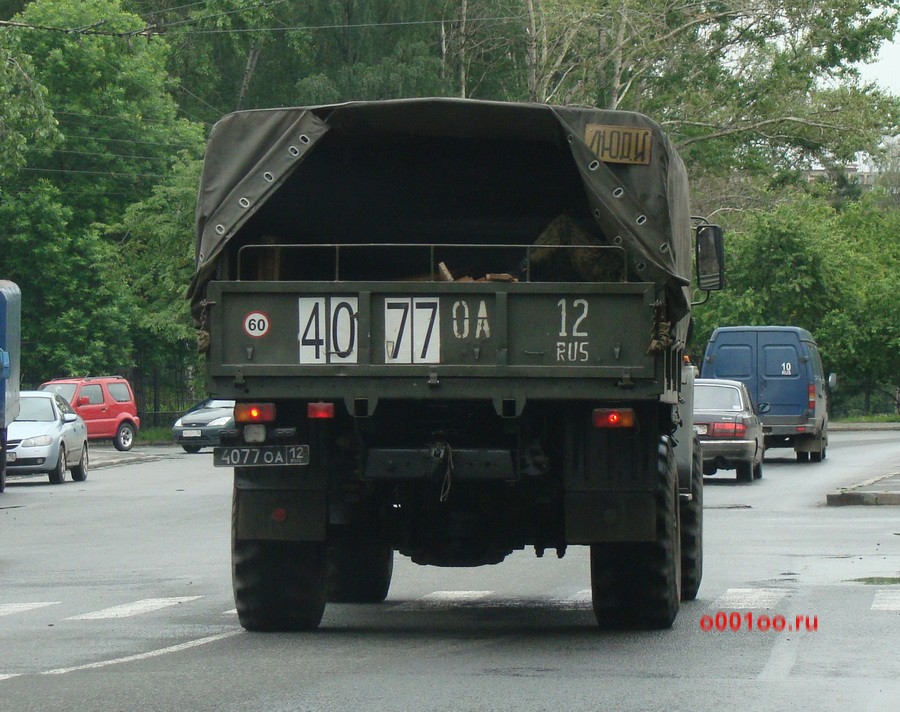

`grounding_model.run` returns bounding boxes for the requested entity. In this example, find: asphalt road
[1,432,898,711]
